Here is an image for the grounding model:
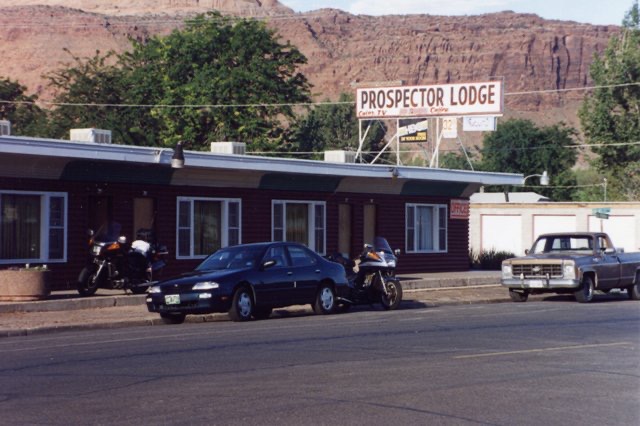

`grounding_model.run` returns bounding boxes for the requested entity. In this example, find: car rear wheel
[509,289,529,302]
[229,287,254,322]
[313,283,336,315]
[160,312,186,325]
[627,272,640,300]
[575,275,595,303]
